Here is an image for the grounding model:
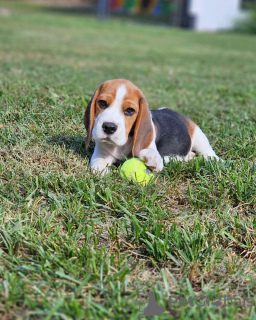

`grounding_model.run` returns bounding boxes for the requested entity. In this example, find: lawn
[0,1,256,319]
